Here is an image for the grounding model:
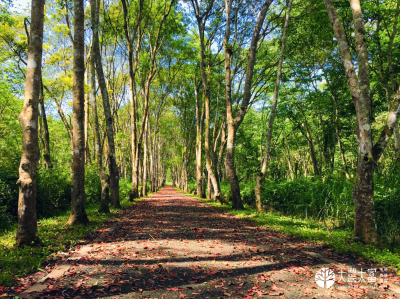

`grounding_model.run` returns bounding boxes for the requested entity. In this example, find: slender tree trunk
[38,80,53,169]
[394,122,400,160]
[142,117,148,196]
[92,0,120,208]
[323,70,350,179]
[194,79,204,197]
[16,0,45,247]
[68,0,89,225]
[255,0,292,212]
[303,122,320,176]
[285,140,295,181]
[218,121,226,184]
[90,0,109,213]
[334,101,350,179]
[84,68,90,165]
[130,86,139,200]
